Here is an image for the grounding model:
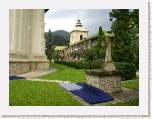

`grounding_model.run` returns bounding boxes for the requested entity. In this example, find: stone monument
[86,33,121,93]
[9,9,49,75]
